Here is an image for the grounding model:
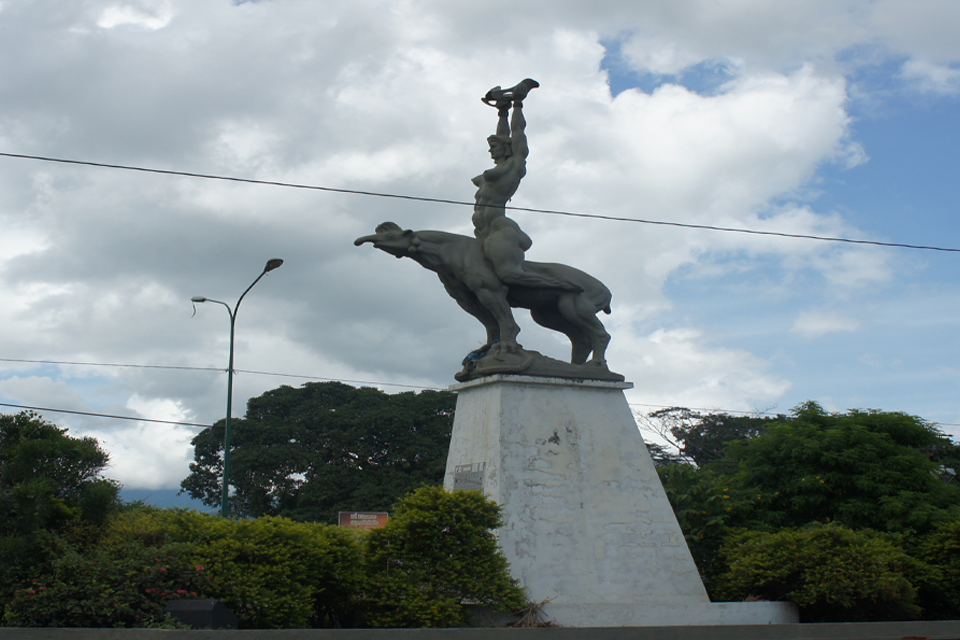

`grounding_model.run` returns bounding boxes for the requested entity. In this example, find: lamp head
[191,296,207,303]
[264,258,284,272]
